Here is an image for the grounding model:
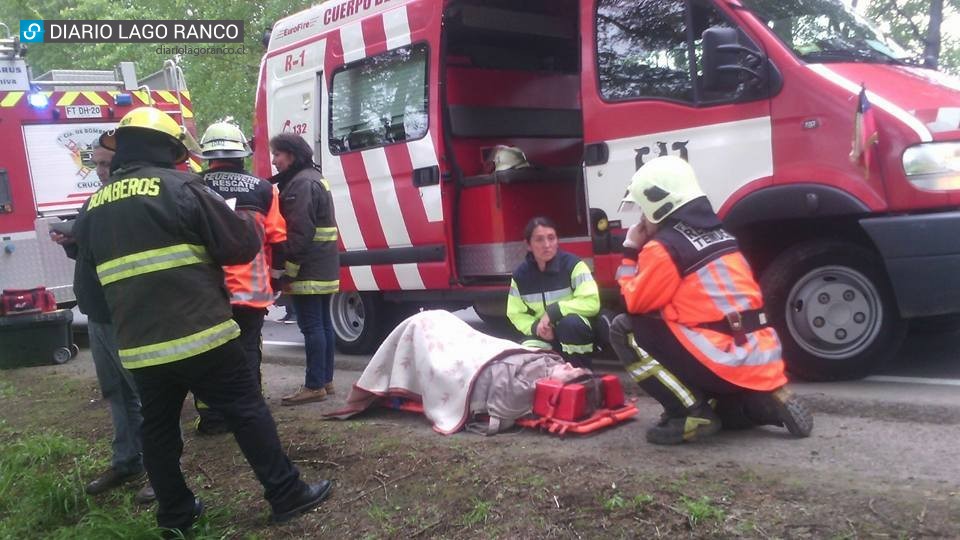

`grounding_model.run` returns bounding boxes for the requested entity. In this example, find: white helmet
[486,145,530,172]
[621,156,705,223]
[197,118,251,159]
